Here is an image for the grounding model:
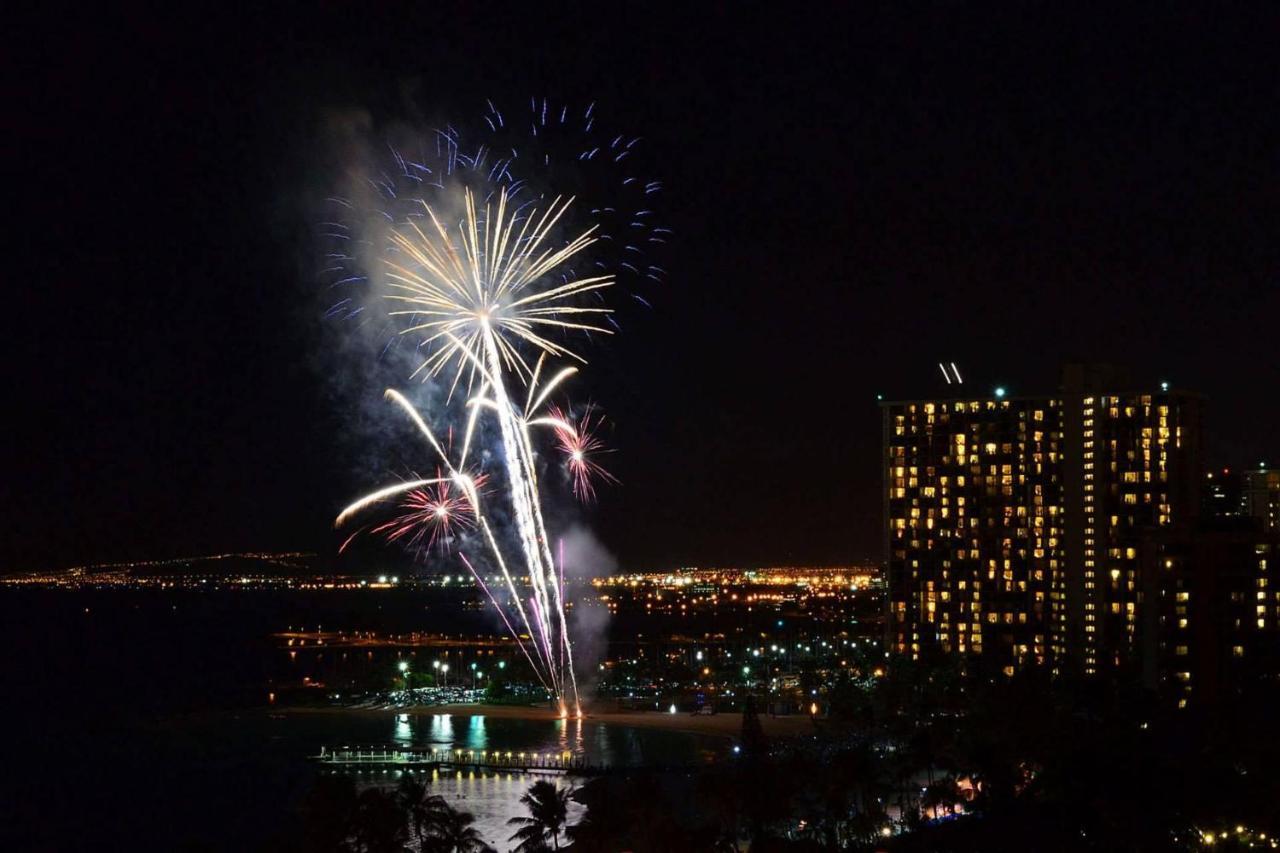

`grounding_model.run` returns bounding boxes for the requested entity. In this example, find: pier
[316,745,600,775]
